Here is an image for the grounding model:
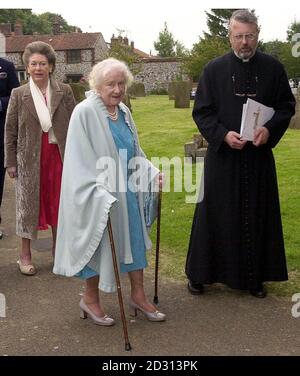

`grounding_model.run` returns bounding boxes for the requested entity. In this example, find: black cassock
[185,51,296,290]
